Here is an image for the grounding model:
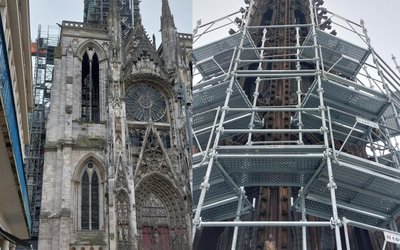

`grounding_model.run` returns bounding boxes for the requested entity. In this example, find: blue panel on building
[0,15,32,234]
